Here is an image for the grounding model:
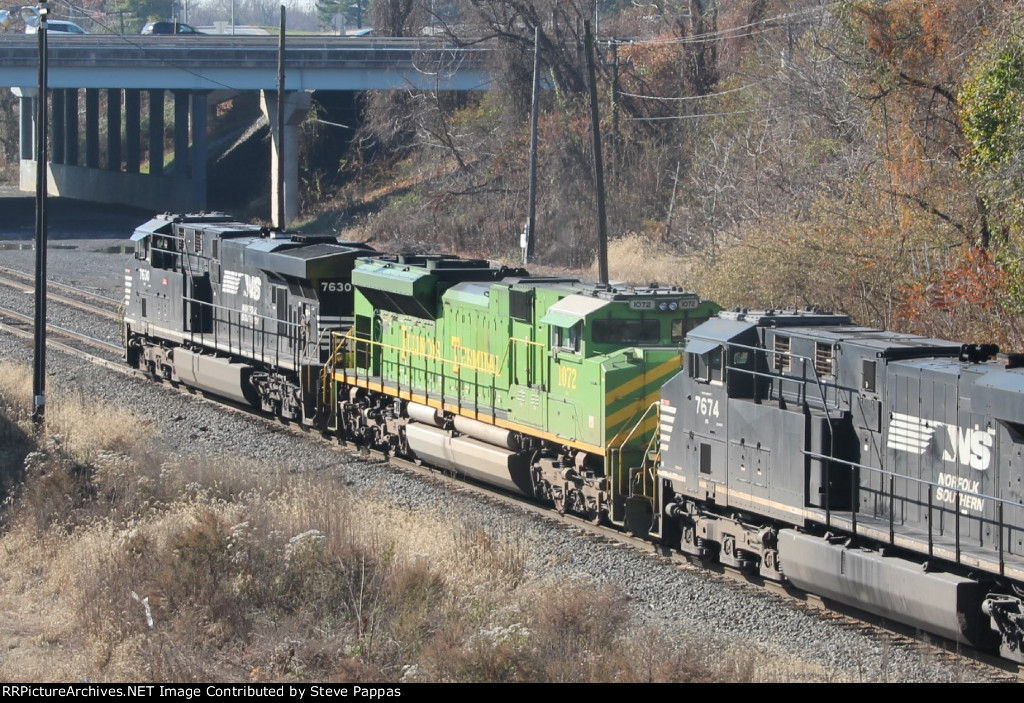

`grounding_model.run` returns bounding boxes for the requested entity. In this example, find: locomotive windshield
[593,318,660,344]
